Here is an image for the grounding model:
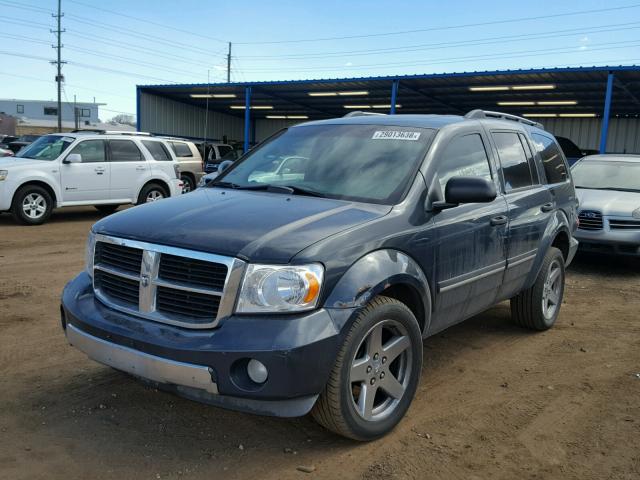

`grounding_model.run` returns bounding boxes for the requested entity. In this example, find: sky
[1,0,639,121]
